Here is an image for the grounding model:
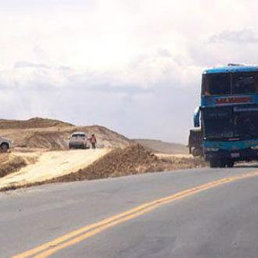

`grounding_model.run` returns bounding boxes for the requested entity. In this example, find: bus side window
[232,72,256,94]
[255,74,258,93]
[201,75,210,96]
